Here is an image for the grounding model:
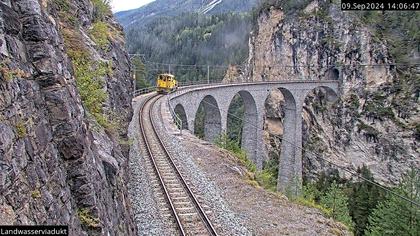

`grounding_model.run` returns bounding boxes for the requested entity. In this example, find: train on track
[157,73,178,94]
